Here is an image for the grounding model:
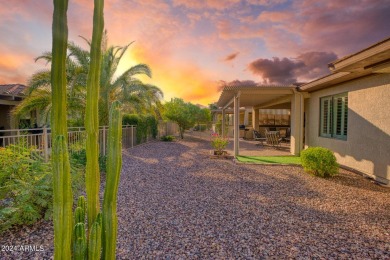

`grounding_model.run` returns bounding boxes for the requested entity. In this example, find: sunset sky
[0,0,389,105]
